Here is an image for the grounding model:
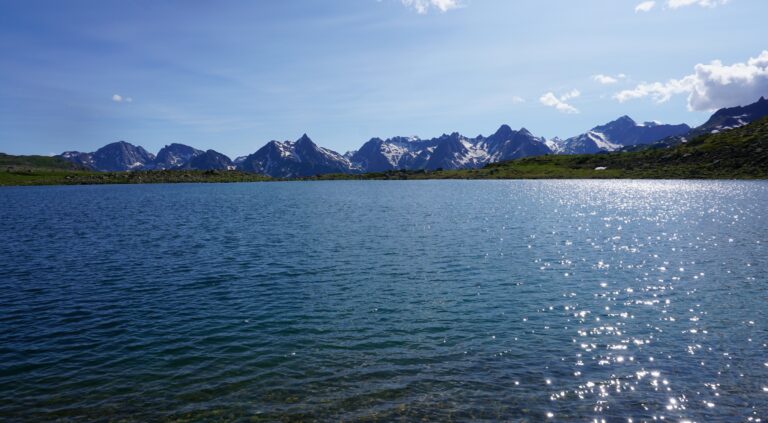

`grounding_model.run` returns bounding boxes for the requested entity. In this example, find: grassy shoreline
[2,163,765,187]
[0,169,272,186]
